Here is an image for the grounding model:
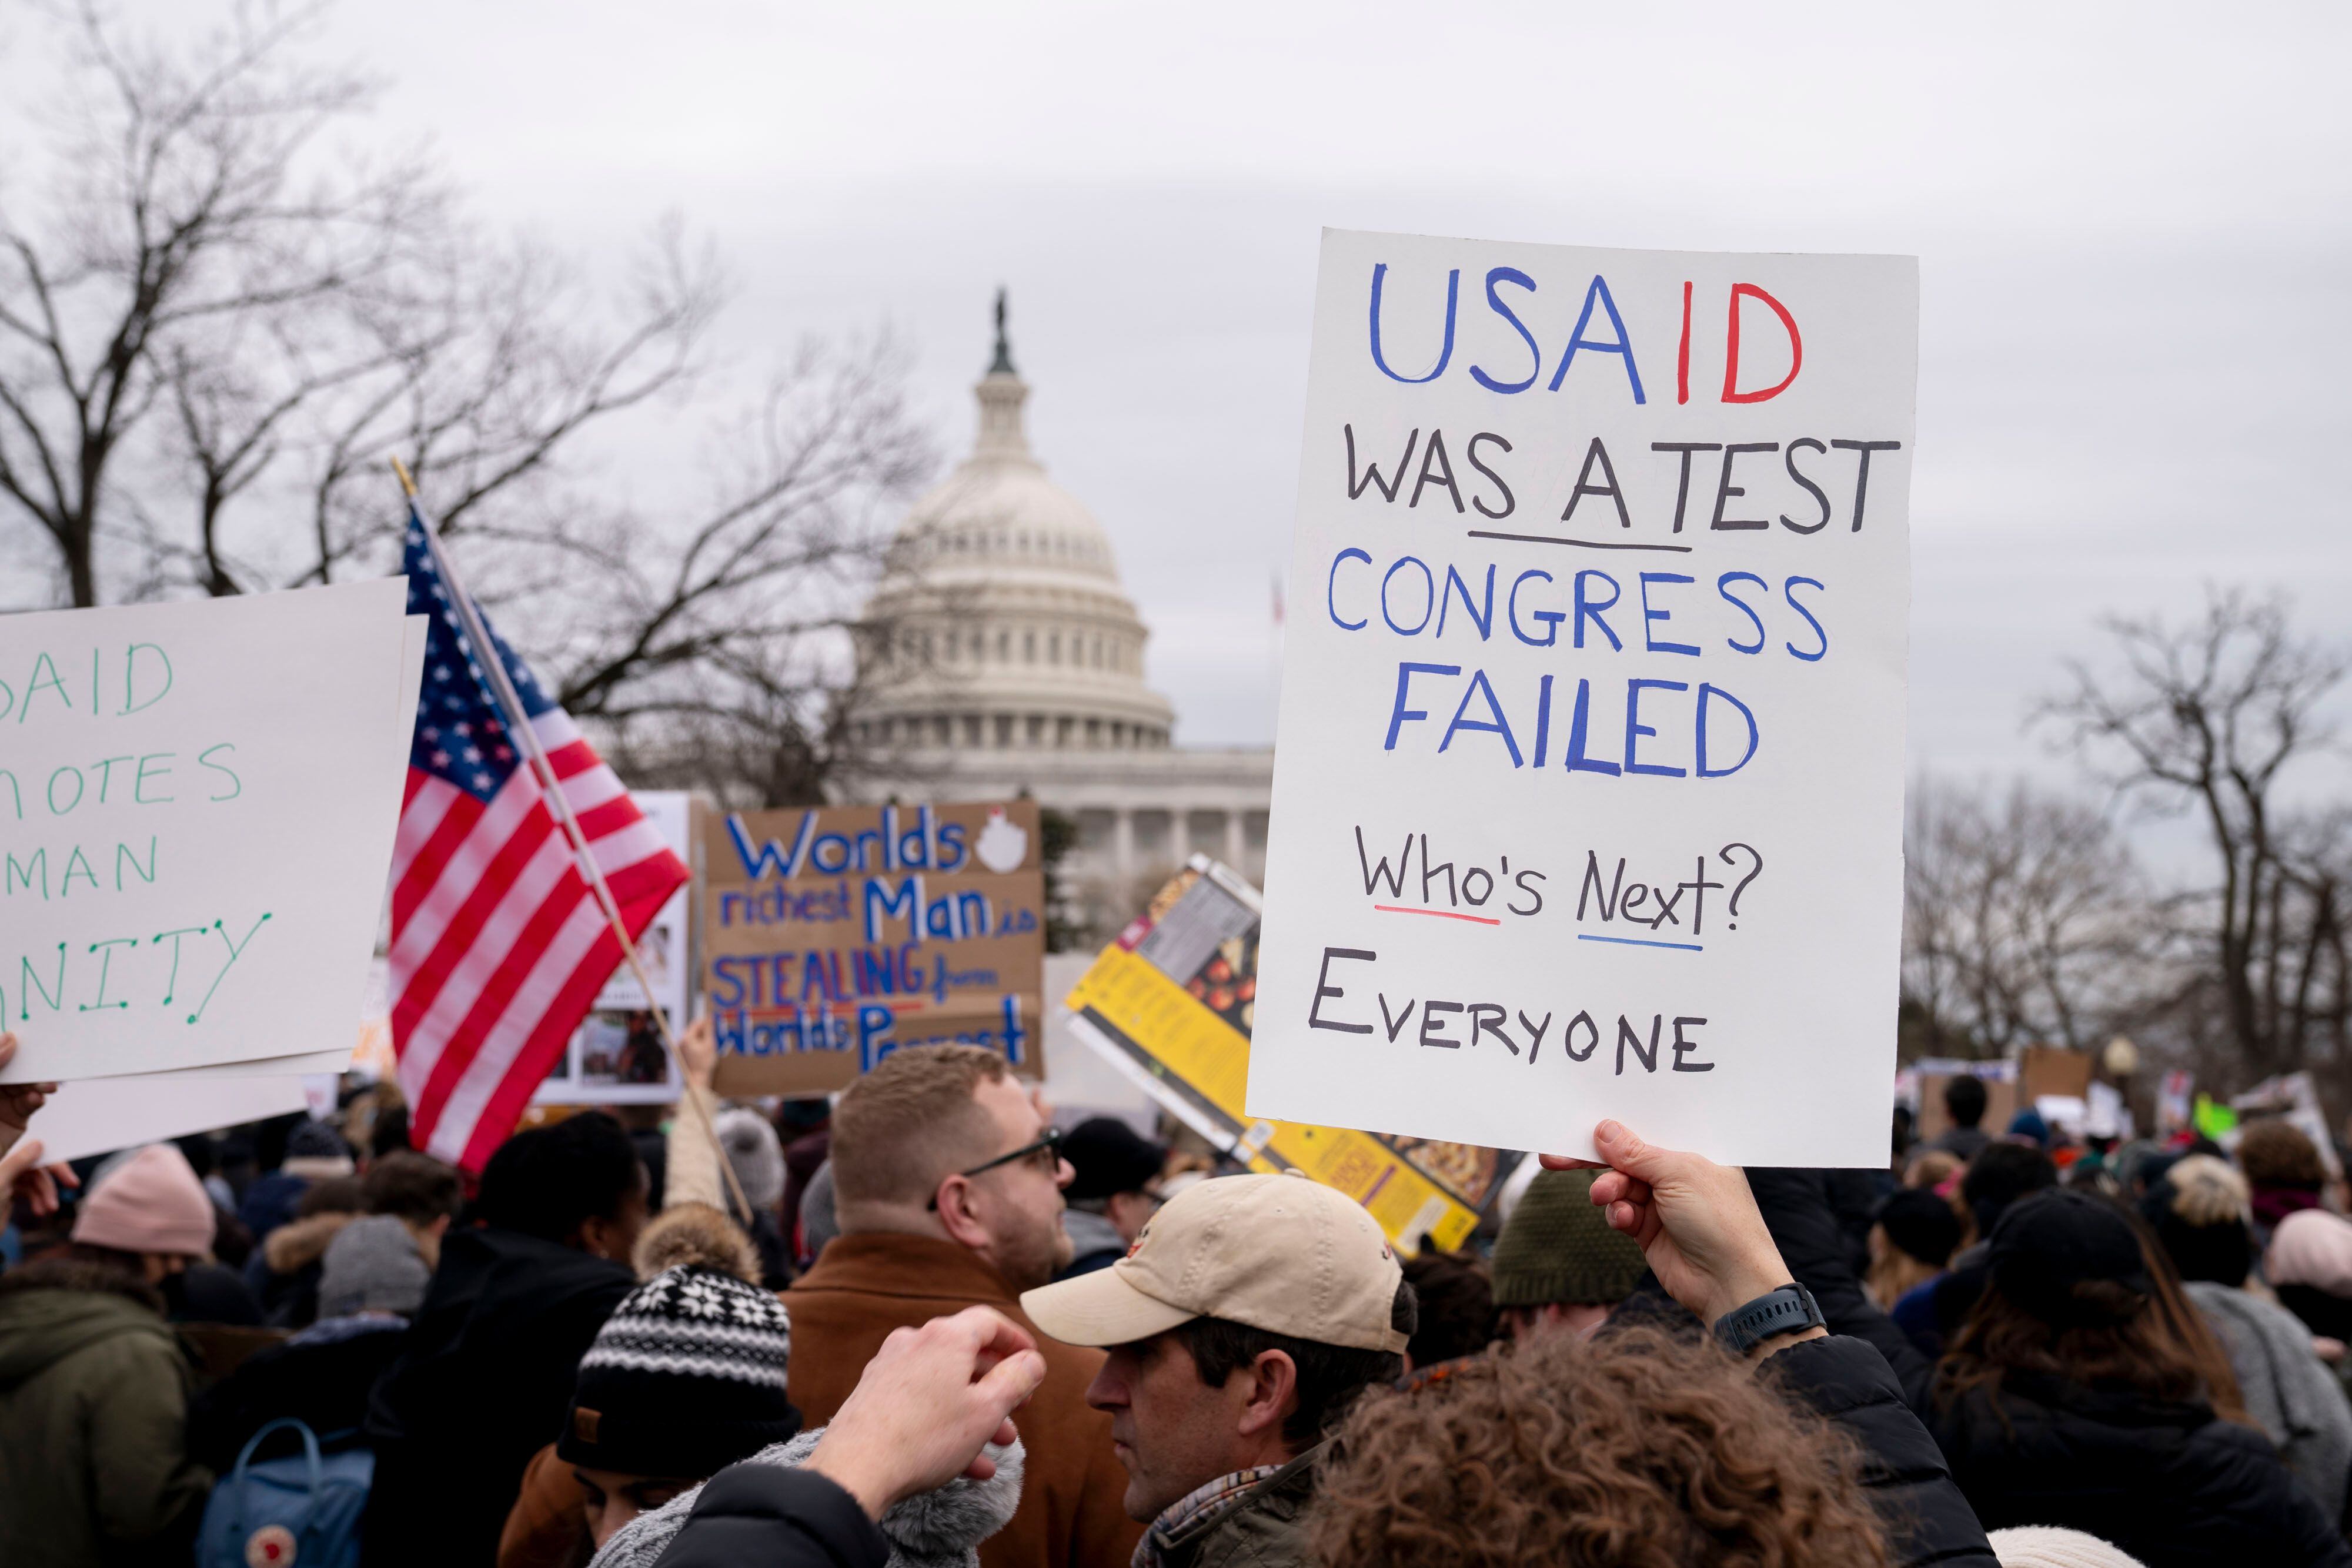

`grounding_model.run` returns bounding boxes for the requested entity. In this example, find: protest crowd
[4,1018,2352,1568]
[0,71,2331,1559]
